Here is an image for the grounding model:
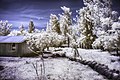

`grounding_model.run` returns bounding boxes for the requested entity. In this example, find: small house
[0,36,32,56]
